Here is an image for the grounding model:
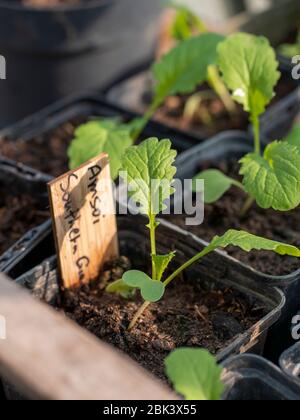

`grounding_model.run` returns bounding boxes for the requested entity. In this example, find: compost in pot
[0,187,49,256]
